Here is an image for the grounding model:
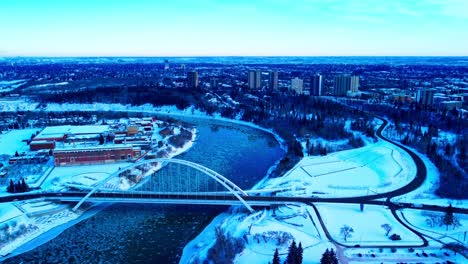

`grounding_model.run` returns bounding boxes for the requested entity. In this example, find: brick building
[54,145,141,166]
